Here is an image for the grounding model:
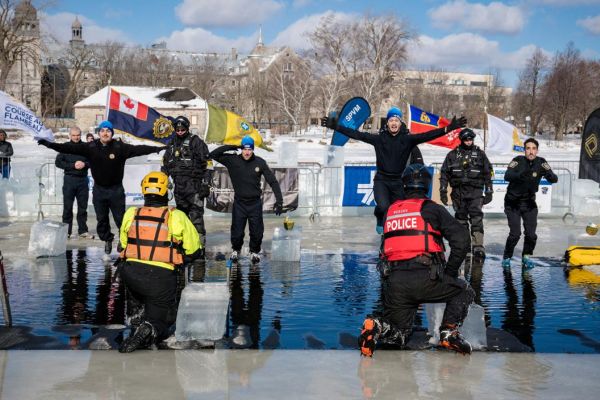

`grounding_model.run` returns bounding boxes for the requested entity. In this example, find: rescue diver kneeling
[118,171,201,353]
